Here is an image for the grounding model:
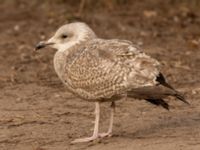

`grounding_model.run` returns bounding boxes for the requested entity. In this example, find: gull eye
[61,34,68,39]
